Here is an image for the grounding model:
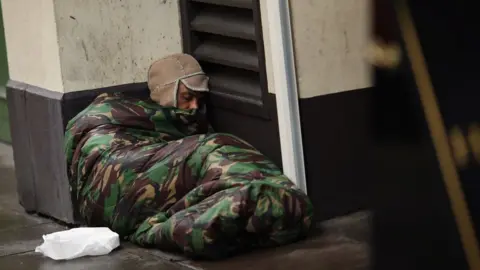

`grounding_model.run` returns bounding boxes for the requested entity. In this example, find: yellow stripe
[395,1,480,269]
